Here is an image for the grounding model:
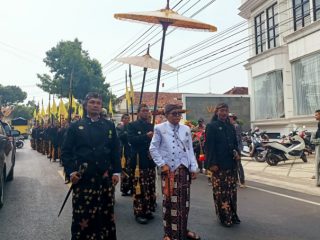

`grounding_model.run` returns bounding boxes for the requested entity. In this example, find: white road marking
[248,185,320,206]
